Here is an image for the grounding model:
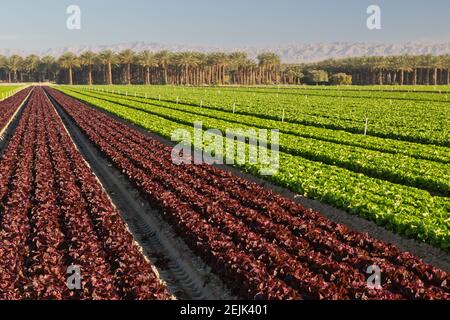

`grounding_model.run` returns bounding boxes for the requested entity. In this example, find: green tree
[138,50,158,85]
[228,52,247,84]
[118,49,136,85]
[23,55,40,82]
[306,69,328,85]
[176,52,200,85]
[257,52,281,84]
[38,56,57,82]
[443,55,450,85]
[155,50,171,84]
[98,50,116,85]
[282,65,304,84]
[0,55,7,81]
[330,73,352,85]
[373,56,387,85]
[79,51,97,85]
[5,55,24,83]
[58,53,79,85]
[209,53,229,84]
